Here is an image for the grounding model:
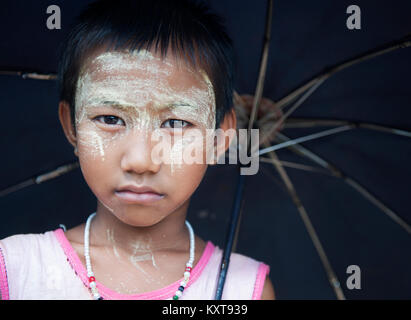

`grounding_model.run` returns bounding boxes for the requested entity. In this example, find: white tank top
[0,228,269,300]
